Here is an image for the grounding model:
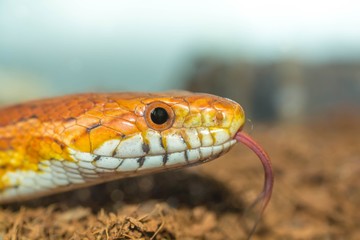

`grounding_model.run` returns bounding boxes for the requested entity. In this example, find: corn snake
[0,91,273,237]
